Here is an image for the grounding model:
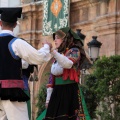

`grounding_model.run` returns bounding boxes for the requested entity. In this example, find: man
[0,7,52,120]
